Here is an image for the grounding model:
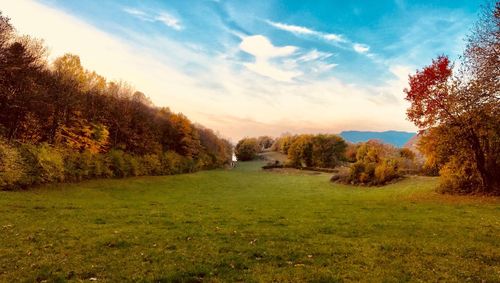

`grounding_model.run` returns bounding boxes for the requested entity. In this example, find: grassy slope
[0,161,499,282]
